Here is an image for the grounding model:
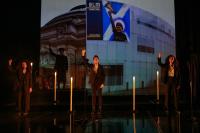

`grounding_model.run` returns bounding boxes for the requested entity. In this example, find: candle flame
[157,70,159,75]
